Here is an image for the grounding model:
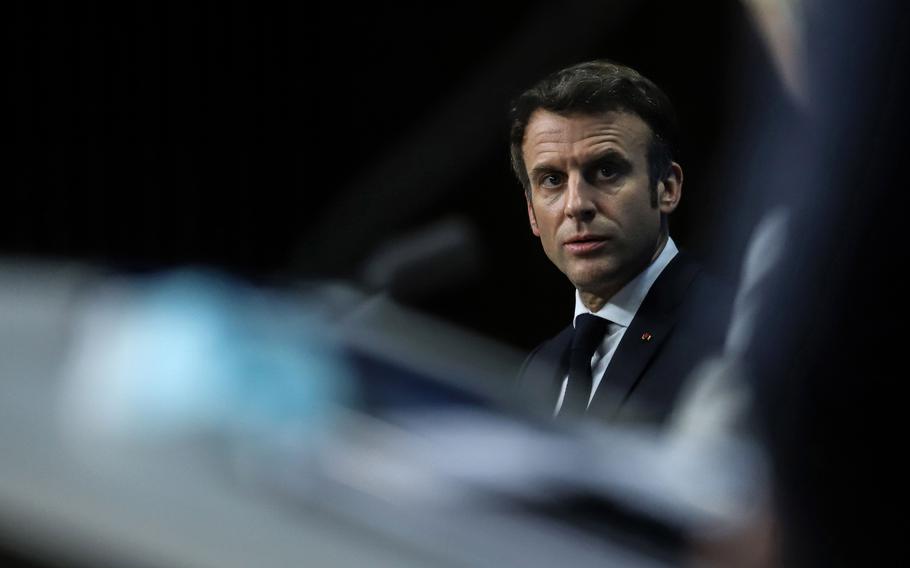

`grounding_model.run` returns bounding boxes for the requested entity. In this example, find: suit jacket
[519,252,733,426]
